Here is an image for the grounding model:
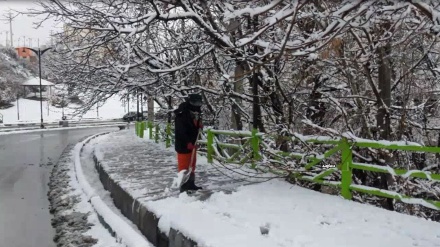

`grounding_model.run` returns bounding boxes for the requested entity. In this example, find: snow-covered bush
[0,47,36,106]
